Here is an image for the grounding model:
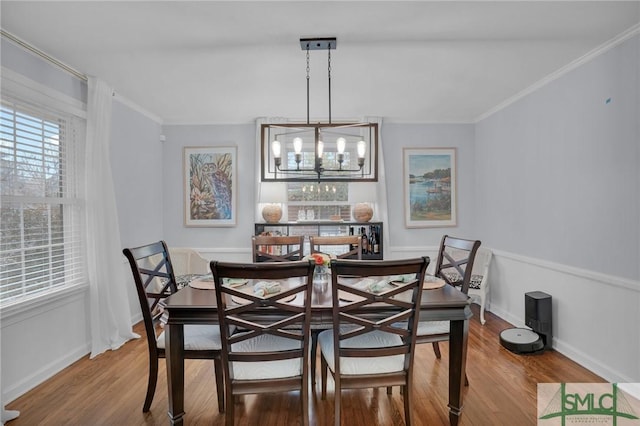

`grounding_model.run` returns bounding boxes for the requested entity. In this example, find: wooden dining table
[163,277,472,425]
